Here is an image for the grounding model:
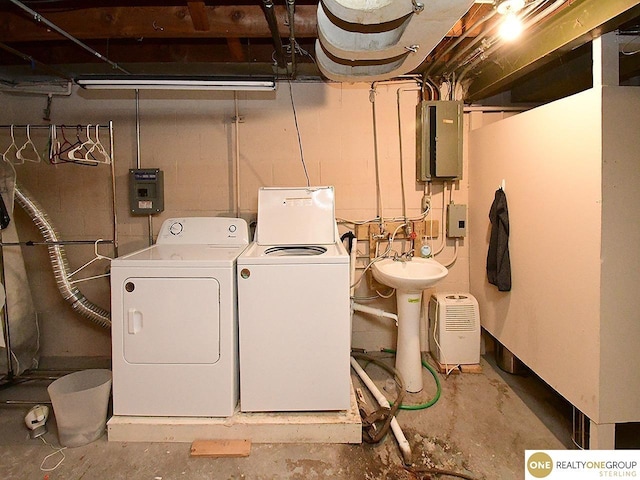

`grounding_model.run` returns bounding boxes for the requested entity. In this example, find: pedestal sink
[372,257,448,392]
